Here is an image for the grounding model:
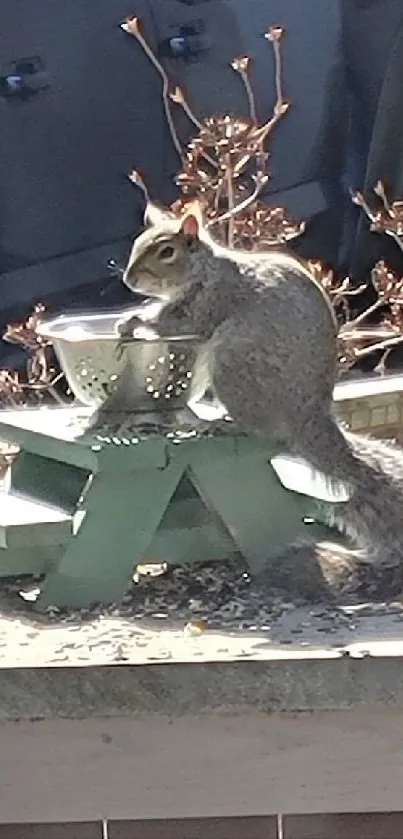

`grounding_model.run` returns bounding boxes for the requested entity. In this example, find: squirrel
[117,202,403,579]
